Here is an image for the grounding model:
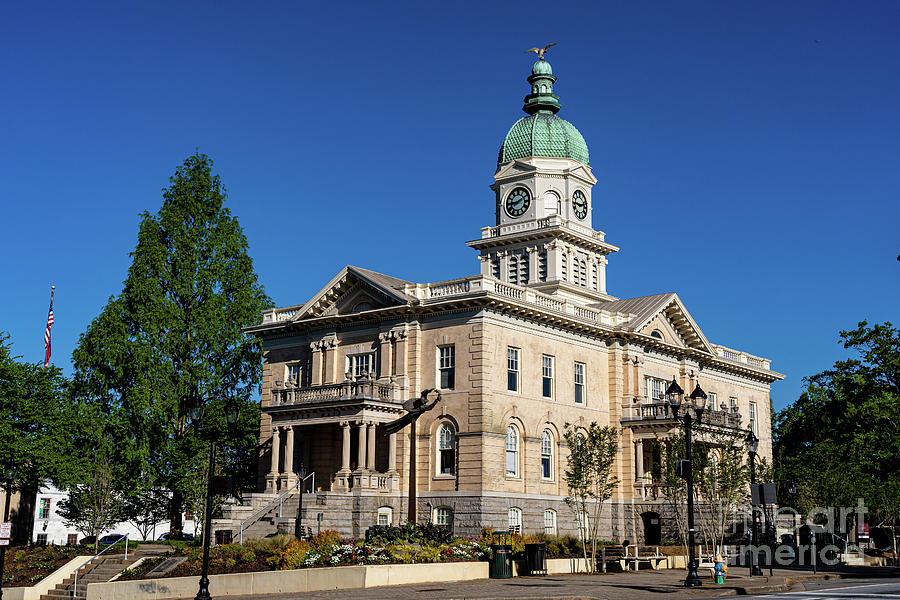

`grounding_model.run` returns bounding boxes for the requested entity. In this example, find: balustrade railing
[622,399,743,428]
[272,377,396,406]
